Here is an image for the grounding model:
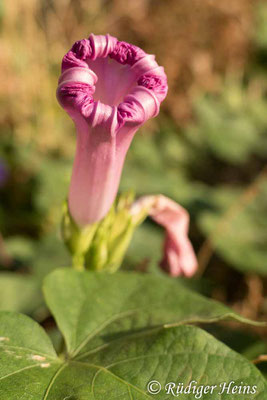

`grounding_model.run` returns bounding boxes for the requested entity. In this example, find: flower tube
[57,34,168,227]
[131,195,198,277]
